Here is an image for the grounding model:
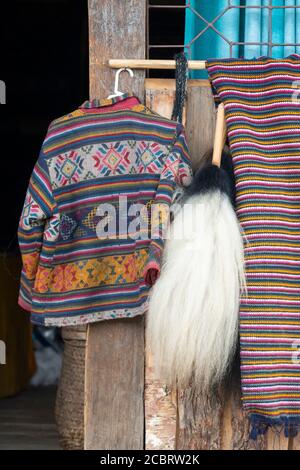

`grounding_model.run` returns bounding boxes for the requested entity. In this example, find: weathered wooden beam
[185,84,216,171]
[144,81,178,451]
[85,0,146,450]
[85,318,145,450]
[145,352,177,450]
[88,0,146,101]
[176,360,269,450]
